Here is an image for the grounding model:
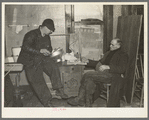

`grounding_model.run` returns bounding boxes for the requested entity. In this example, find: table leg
[12,73,23,107]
